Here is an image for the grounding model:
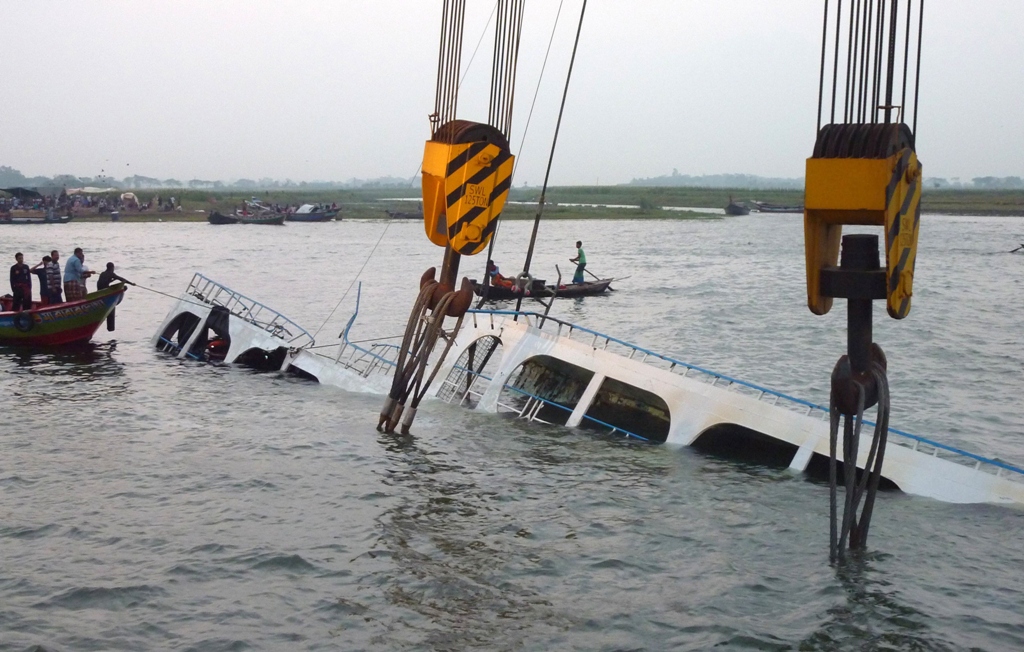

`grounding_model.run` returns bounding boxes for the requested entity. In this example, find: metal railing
[437,364,651,441]
[186,273,314,349]
[466,309,1024,482]
[330,283,400,377]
